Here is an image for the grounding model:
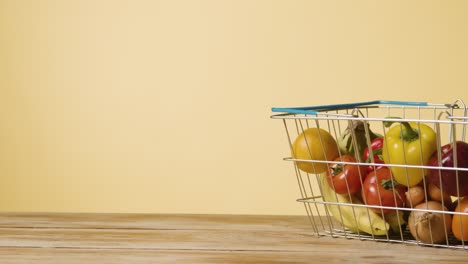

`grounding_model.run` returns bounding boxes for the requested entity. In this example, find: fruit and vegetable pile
[291,119,468,245]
